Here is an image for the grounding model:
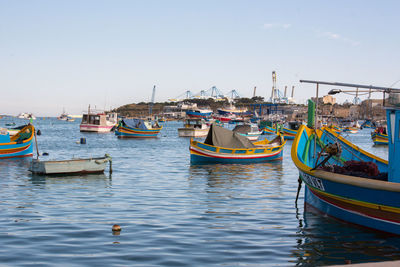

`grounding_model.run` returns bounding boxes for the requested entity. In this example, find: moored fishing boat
[0,124,34,159]
[371,127,388,145]
[261,125,277,135]
[372,135,388,145]
[79,105,118,133]
[293,79,400,235]
[232,123,262,141]
[343,126,359,134]
[115,118,162,138]
[178,118,209,137]
[282,121,302,140]
[361,119,374,129]
[186,108,213,119]
[18,113,36,120]
[190,124,285,164]
[57,109,69,121]
[29,154,112,175]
